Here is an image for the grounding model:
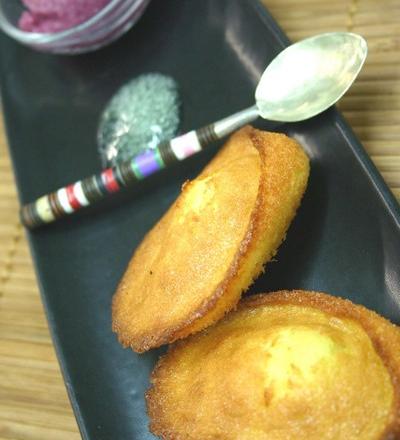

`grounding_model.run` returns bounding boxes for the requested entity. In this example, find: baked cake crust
[147,291,400,440]
[112,127,309,352]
